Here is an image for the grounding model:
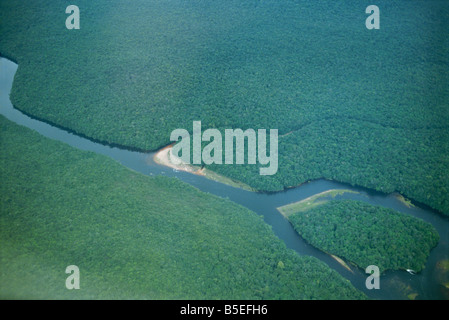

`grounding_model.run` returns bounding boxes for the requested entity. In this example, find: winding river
[1,58,448,300]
